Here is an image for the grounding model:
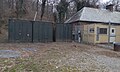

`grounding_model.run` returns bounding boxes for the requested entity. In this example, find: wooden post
[108,21,111,45]
[87,24,89,44]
